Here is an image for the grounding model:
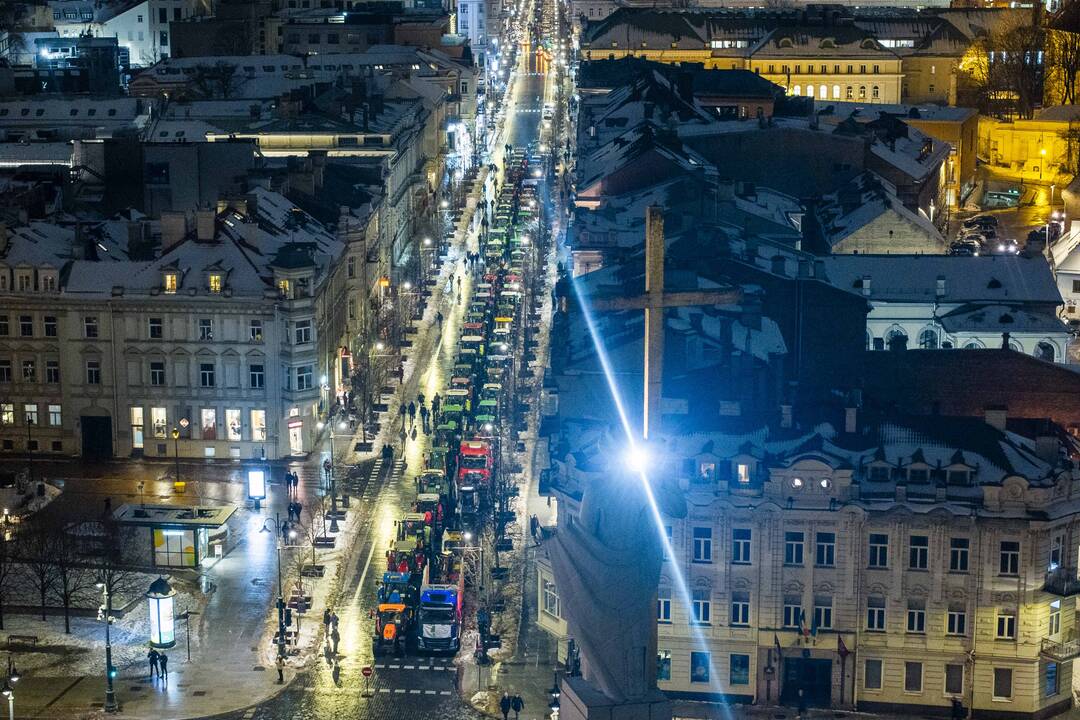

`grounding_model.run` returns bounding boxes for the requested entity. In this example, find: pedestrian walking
[276,655,285,684]
[294,501,303,520]
[436,311,443,328]
[411,426,418,441]
[281,520,290,544]
[323,608,332,630]
[499,692,512,720]
[331,626,340,654]
[408,402,416,423]
[511,695,525,720]
[331,611,339,630]
[159,651,169,680]
[147,648,160,678]
[417,392,425,406]
[530,514,540,542]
